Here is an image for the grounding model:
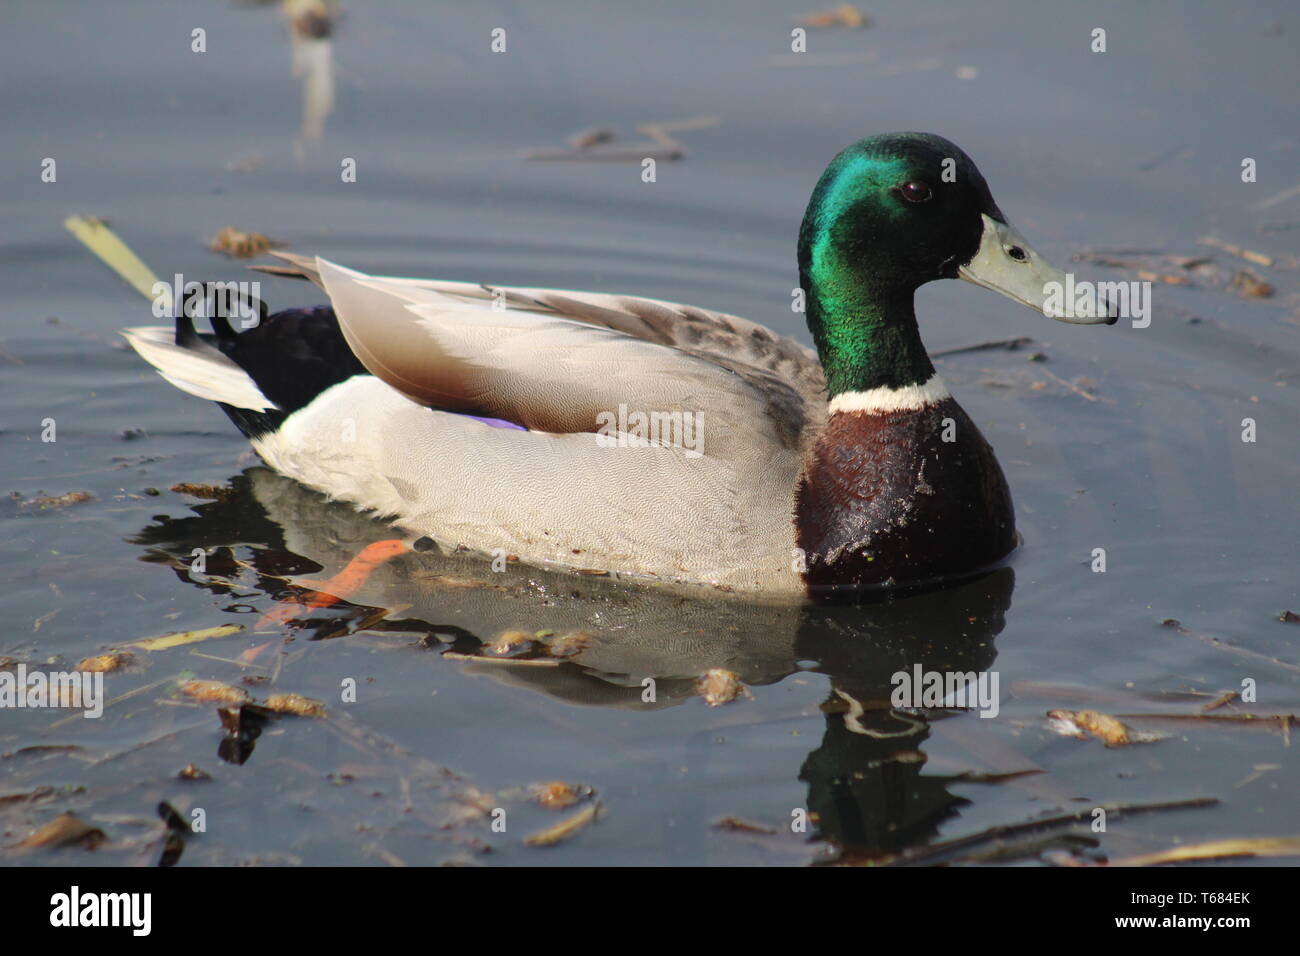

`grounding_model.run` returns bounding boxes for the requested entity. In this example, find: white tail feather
[121,326,277,412]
